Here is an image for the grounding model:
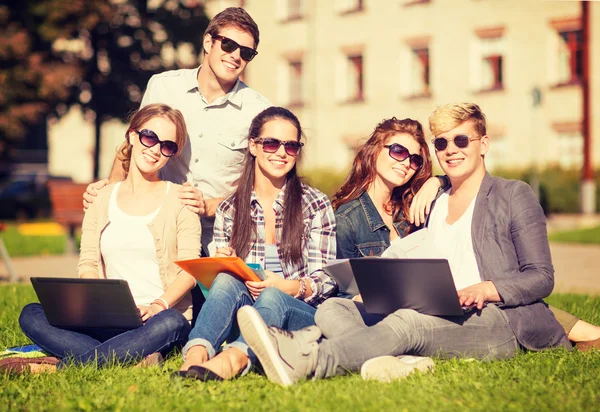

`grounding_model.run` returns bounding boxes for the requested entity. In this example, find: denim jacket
[335,191,410,259]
